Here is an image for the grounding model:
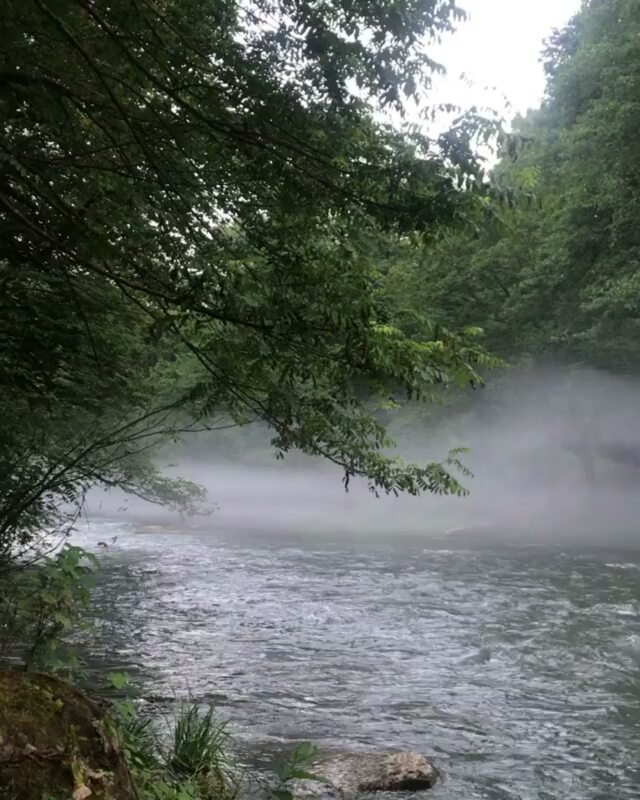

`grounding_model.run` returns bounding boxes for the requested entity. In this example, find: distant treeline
[382,0,640,374]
